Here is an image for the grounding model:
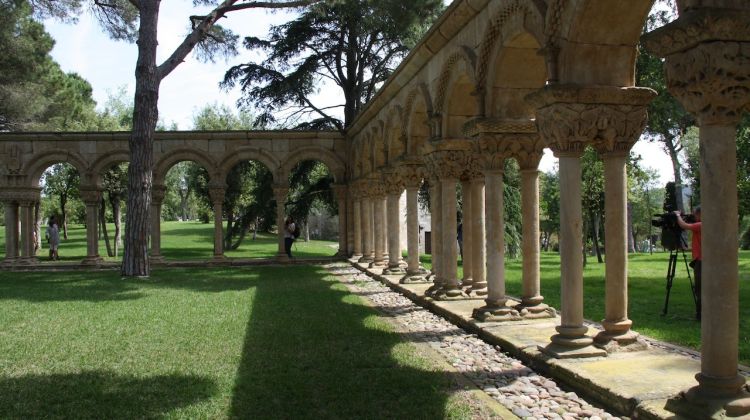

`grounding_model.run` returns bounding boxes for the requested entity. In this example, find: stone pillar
[518,168,551,318]
[149,185,166,264]
[3,201,19,264]
[402,185,426,283]
[371,192,387,267]
[425,178,443,295]
[80,188,103,266]
[384,191,404,274]
[359,196,374,263]
[380,194,389,260]
[347,194,355,256]
[460,179,473,289]
[18,200,37,264]
[210,187,227,260]
[352,197,363,258]
[433,177,465,299]
[332,185,348,257]
[645,12,750,412]
[469,176,487,295]
[272,186,288,261]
